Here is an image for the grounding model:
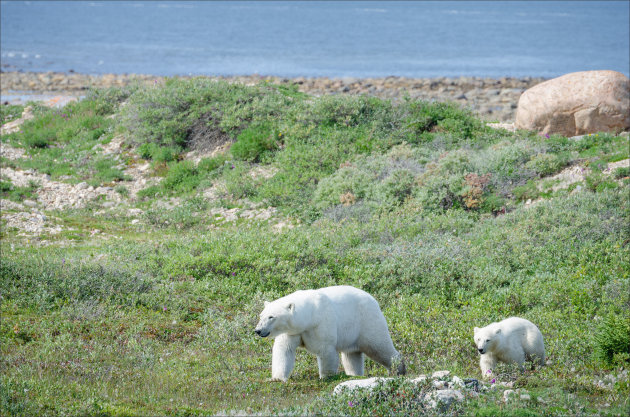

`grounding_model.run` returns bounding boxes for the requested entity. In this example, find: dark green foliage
[613,166,630,179]
[137,142,181,162]
[595,314,630,365]
[197,154,228,174]
[404,100,483,139]
[230,122,279,162]
[161,161,201,192]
